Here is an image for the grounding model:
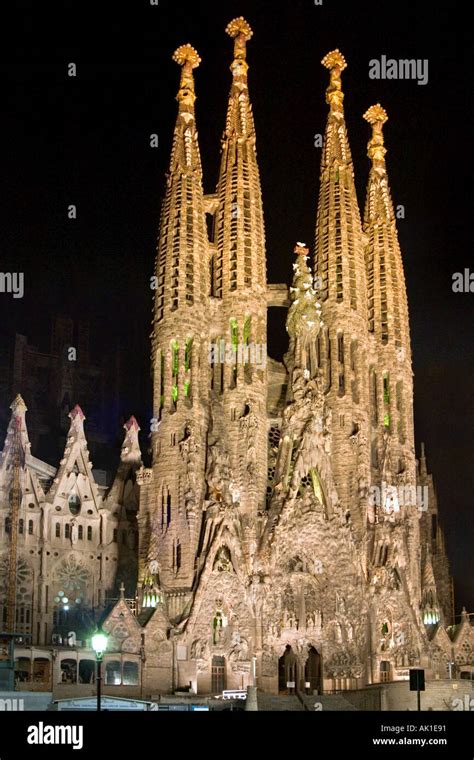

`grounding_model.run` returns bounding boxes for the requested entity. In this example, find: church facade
[1,18,472,699]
